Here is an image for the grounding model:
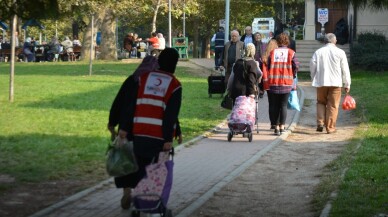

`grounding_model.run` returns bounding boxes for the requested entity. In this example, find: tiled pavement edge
[29,59,304,217]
